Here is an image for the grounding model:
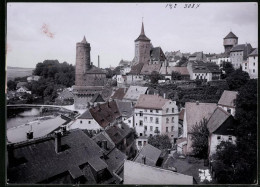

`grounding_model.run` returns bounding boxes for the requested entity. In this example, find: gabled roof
[90,93,105,103]
[185,102,217,133]
[89,101,121,128]
[140,63,161,75]
[135,22,151,42]
[7,130,108,183]
[249,48,258,56]
[150,47,166,61]
[116,100,134,118]
[133,144,162,167]
[123,86,148,101]
[128,63,144,75]
[78,109,93,119]
[160,66,189,75]
[111,88,127,100]
[218,90,238,108]
[224,32,238,39]
[207,107,232,133]
[105,123,132,145]
[135,94,169,110]
[230,44,253,60]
